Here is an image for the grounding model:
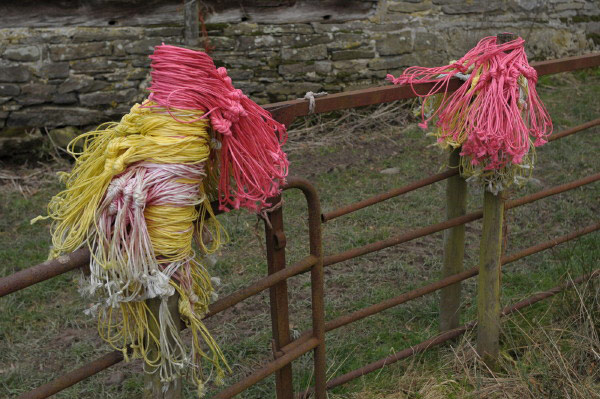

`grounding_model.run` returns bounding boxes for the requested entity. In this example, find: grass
[0,68,599,398]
